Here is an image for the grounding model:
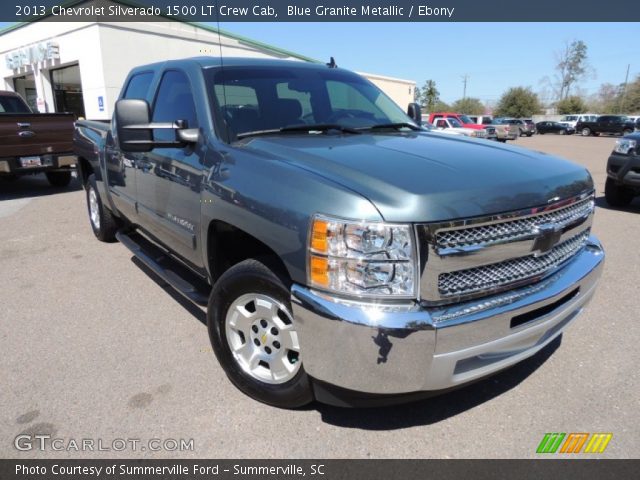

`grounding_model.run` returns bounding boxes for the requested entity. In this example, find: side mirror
[407,102,422,123]
[115,99,199,153]
[115,99,153,152]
